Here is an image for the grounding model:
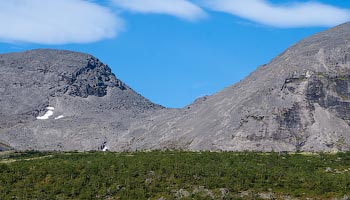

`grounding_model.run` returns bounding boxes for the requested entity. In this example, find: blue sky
[0,0,349,108]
